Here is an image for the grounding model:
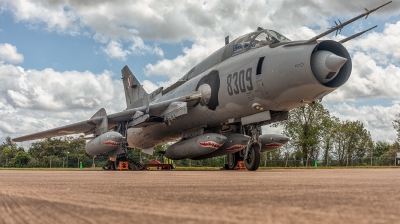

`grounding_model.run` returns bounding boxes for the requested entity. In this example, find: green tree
[373,141,391,165]
[392,114,400,142]
[274,102,331,166]
[378,142,399,166]
[0,137,24,167]
[331,120,373,166]
[374,141,391,157]
[320,116,339,166]
[0,147,11,166]
[28,136,86,168]
[9,151,30,167]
